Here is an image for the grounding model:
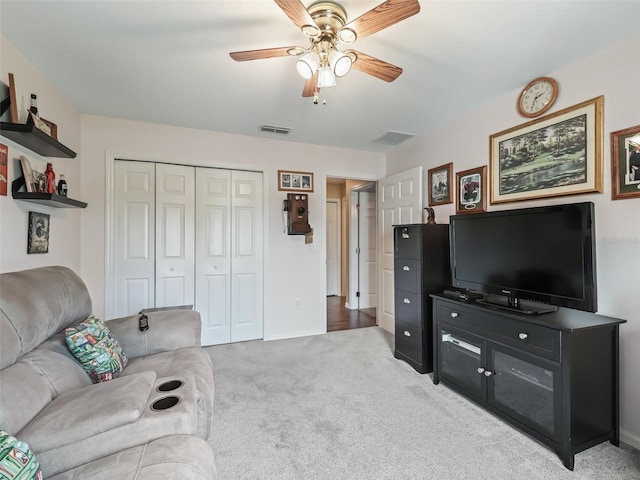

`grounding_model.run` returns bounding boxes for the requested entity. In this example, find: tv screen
[450,202,597,313]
